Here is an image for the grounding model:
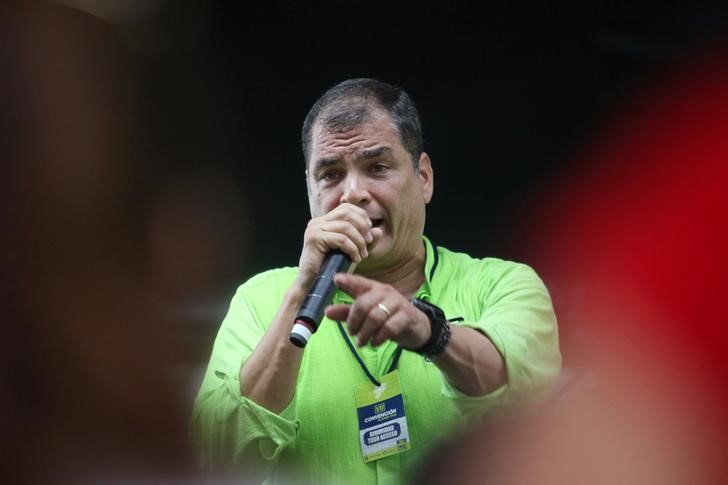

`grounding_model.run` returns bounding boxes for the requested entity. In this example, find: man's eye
[320,171,340,181]
[371,164,388,173]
